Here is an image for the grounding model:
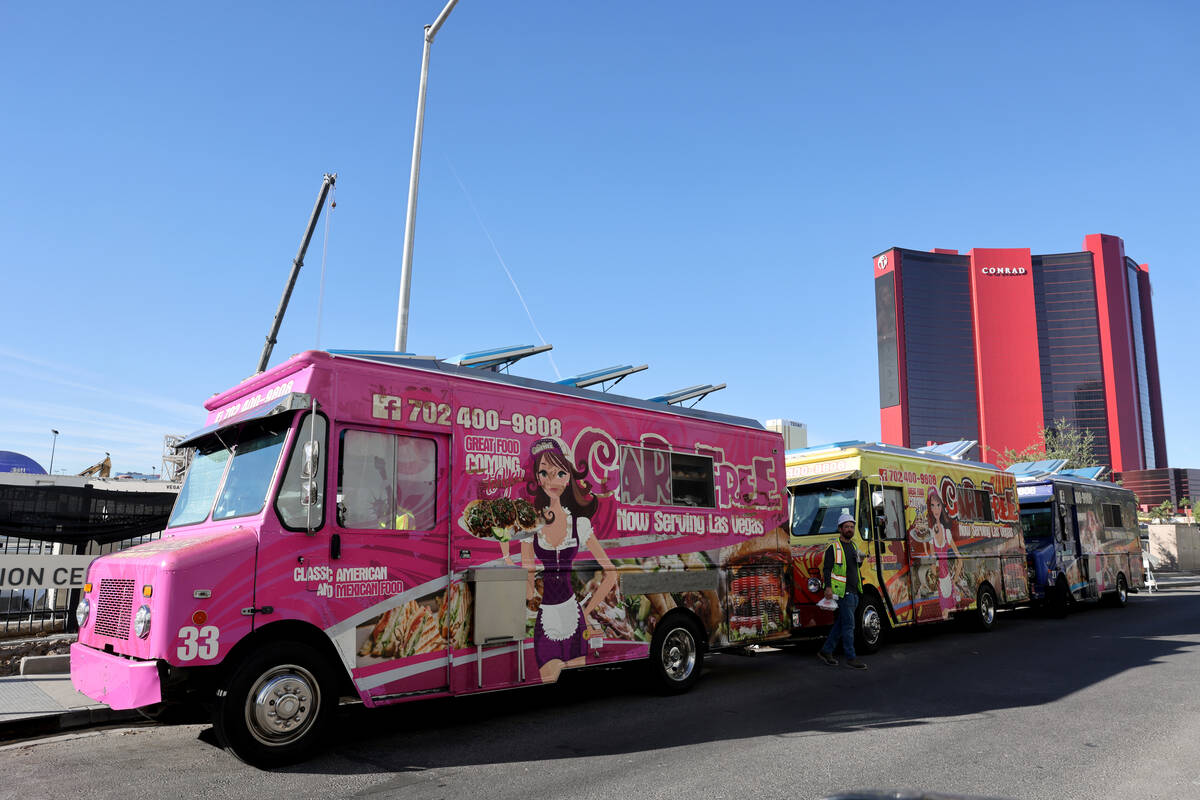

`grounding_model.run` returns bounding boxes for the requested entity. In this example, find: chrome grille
[95,579,135,640]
